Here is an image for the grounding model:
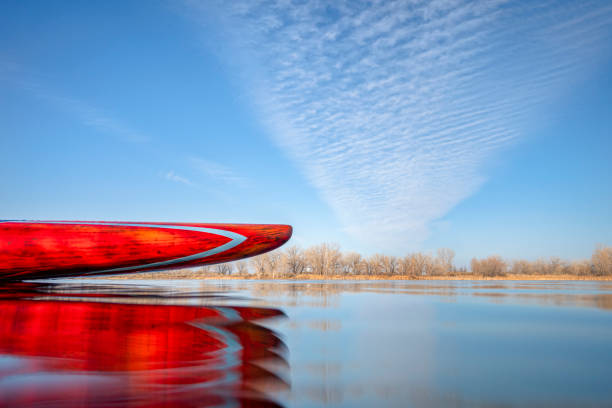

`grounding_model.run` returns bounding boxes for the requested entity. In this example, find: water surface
[1,279,611,407]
